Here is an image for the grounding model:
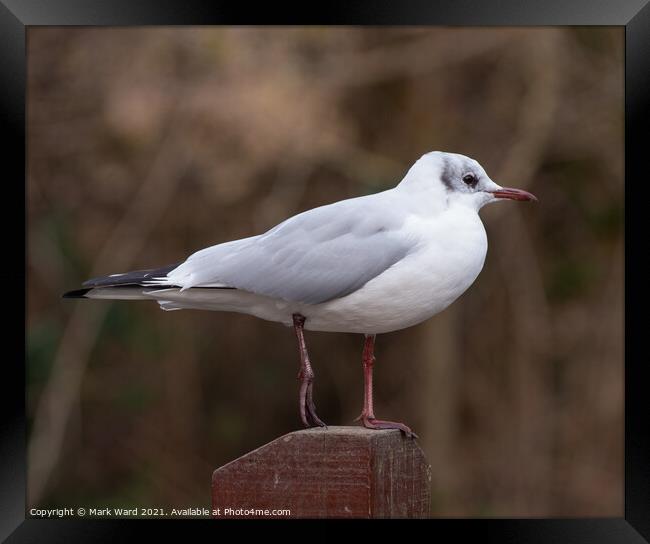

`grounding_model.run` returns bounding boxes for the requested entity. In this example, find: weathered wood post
[212,426,431,518]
